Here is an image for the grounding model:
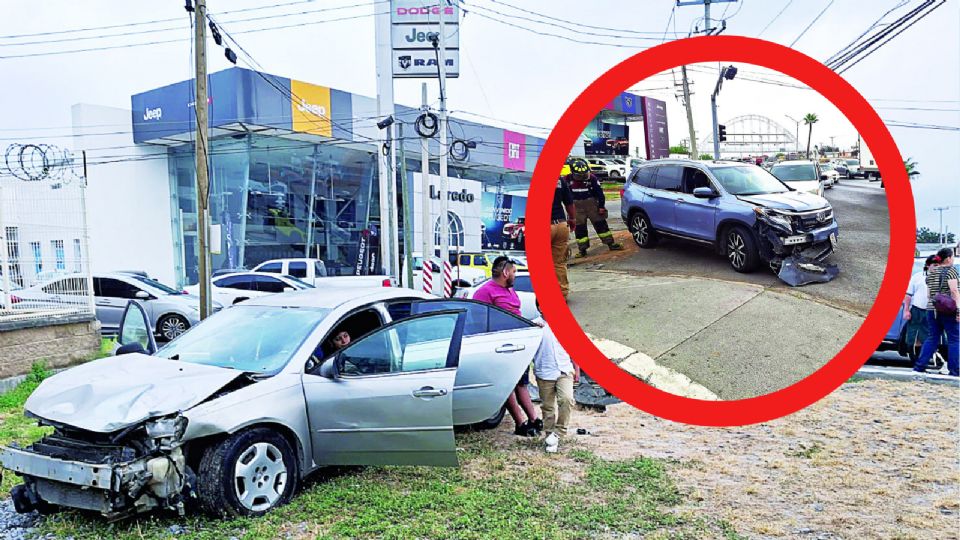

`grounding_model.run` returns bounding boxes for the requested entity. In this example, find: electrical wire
[833,1,945,74]
[756,0,793,38]
[823,0,910,66]
[476,0,685,37]
[789,0,835,48]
